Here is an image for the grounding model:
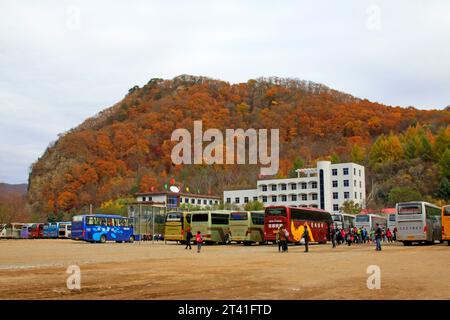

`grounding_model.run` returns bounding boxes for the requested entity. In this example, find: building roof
[135,191,221,199]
